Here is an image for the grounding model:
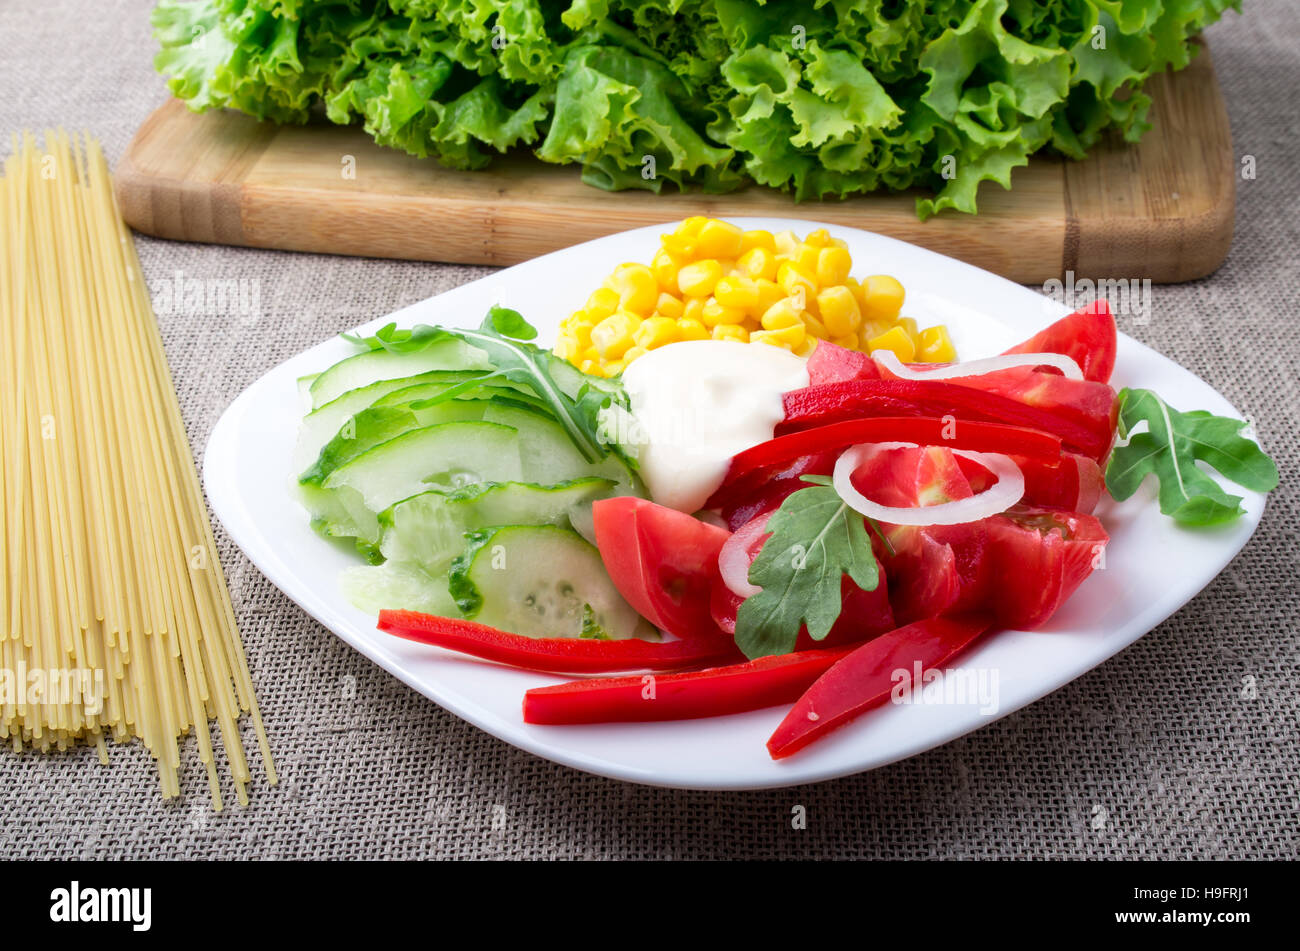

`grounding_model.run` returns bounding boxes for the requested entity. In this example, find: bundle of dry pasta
[0,131,273,808]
